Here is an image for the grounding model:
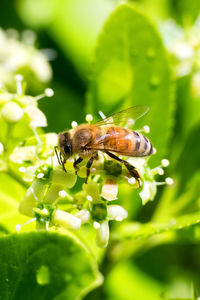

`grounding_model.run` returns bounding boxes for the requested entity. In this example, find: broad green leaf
[87,3,173,165]
[0,231,103,300]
